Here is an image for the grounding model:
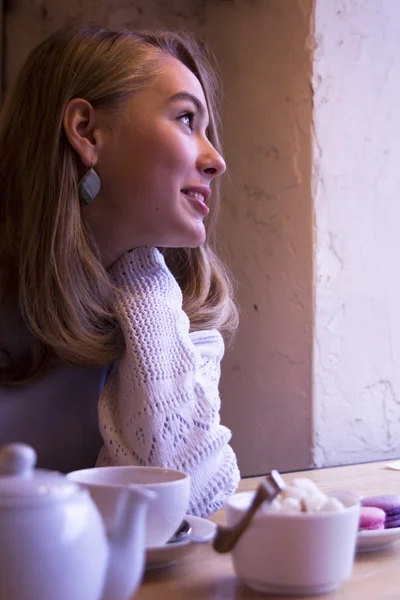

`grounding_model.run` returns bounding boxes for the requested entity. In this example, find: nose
[197,138,226,179]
